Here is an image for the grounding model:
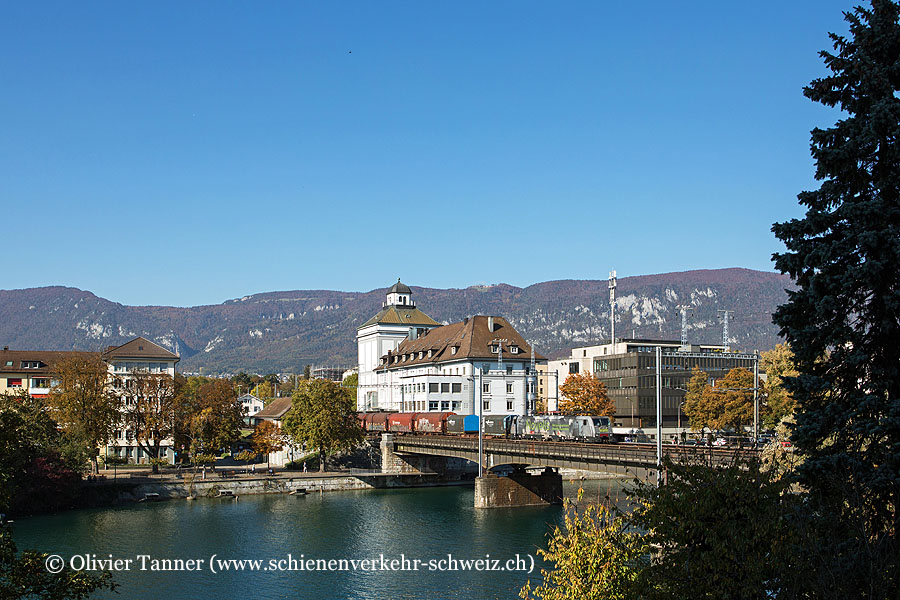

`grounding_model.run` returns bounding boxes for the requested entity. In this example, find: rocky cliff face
[0,268,790,373]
